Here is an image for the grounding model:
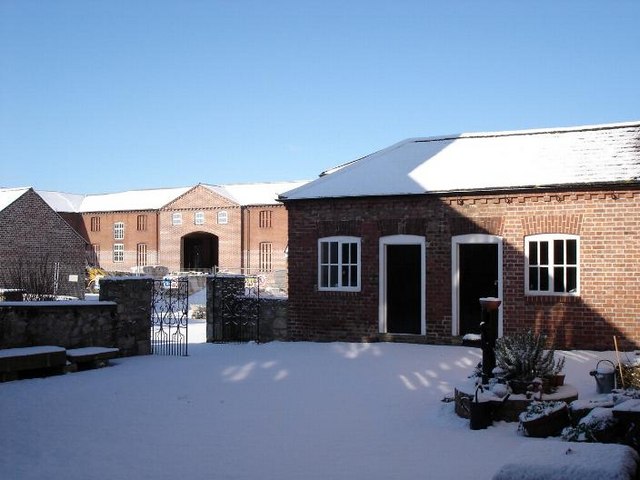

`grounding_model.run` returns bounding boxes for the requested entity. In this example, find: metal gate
[151,277,189,356]
[211,274,261,343]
